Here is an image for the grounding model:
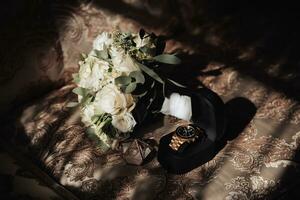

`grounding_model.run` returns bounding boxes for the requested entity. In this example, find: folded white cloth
[160,93,192,121]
